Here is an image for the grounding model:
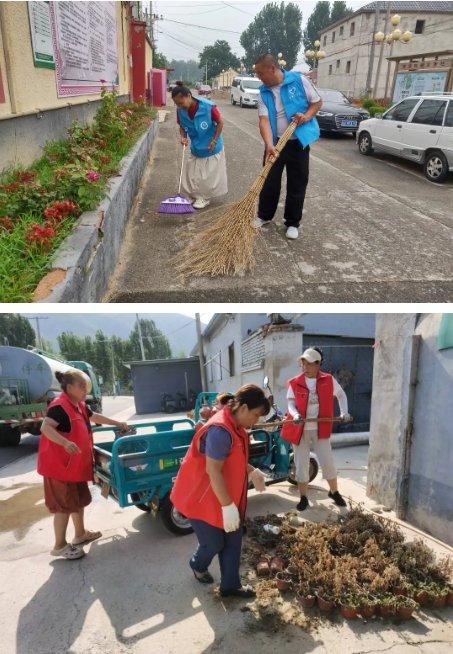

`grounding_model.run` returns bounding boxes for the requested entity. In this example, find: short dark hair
[175,80,184,86]
[254,53,278,68]
[171,85,191,99]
